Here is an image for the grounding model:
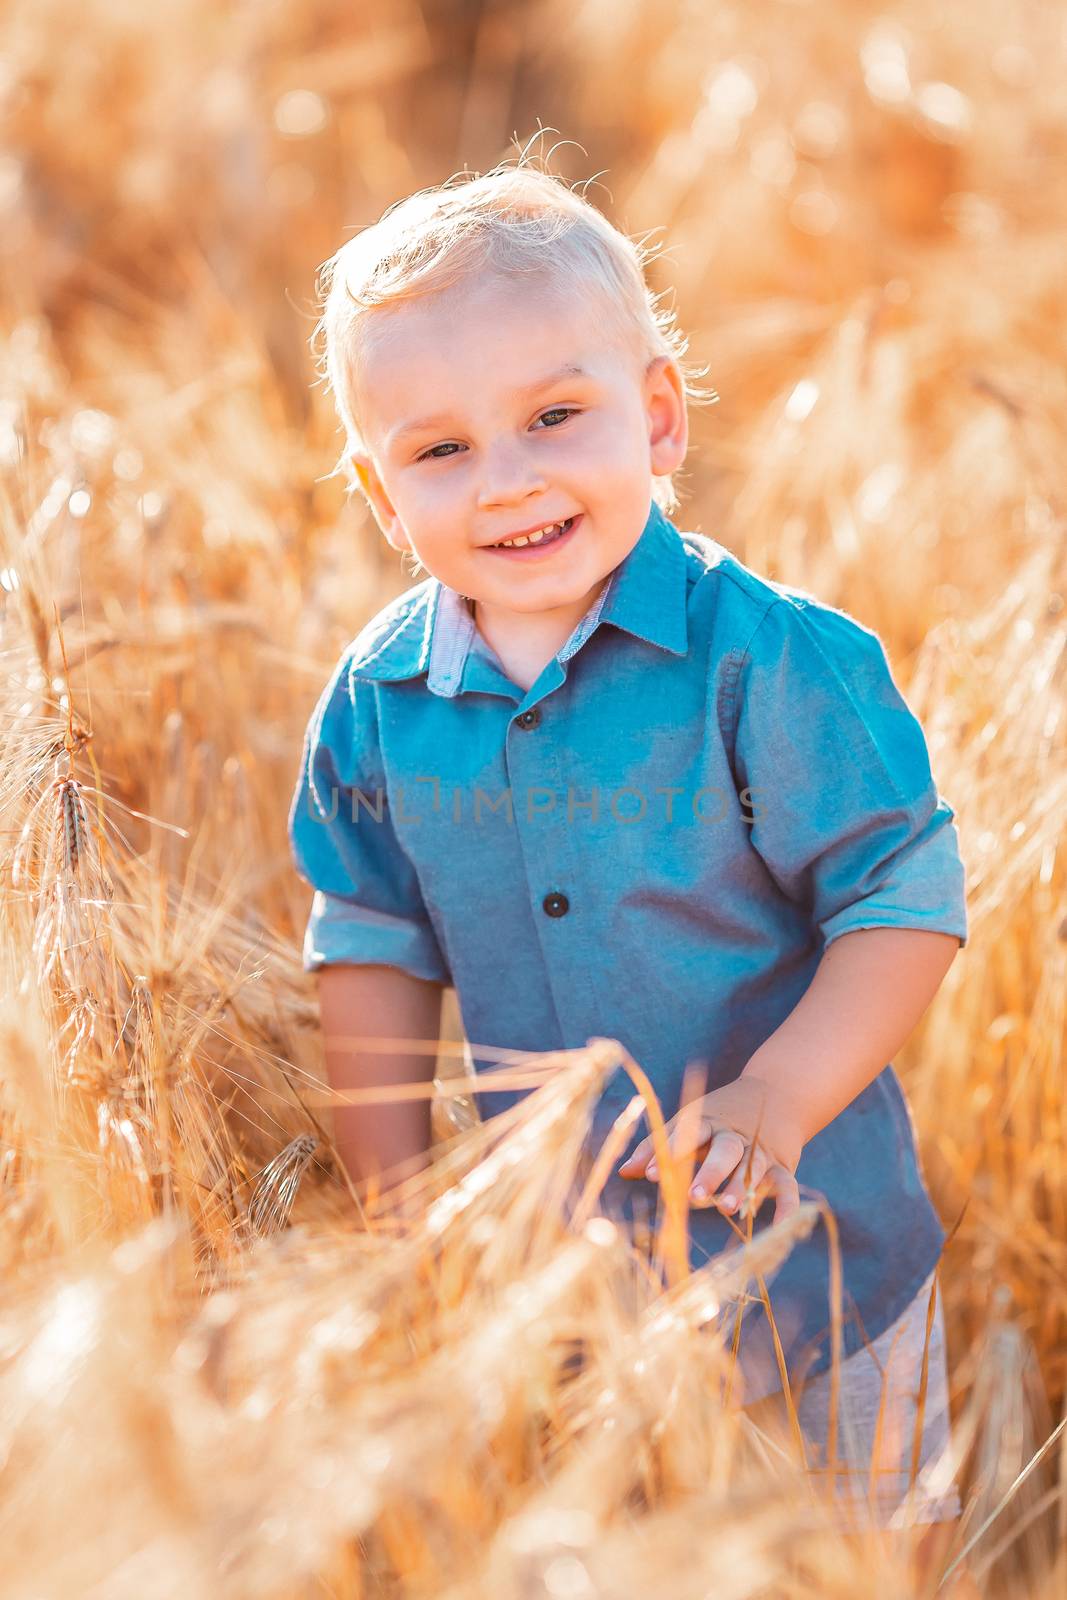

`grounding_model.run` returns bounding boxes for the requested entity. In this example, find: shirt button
[542,891,569,918]
[516,707,541,730]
